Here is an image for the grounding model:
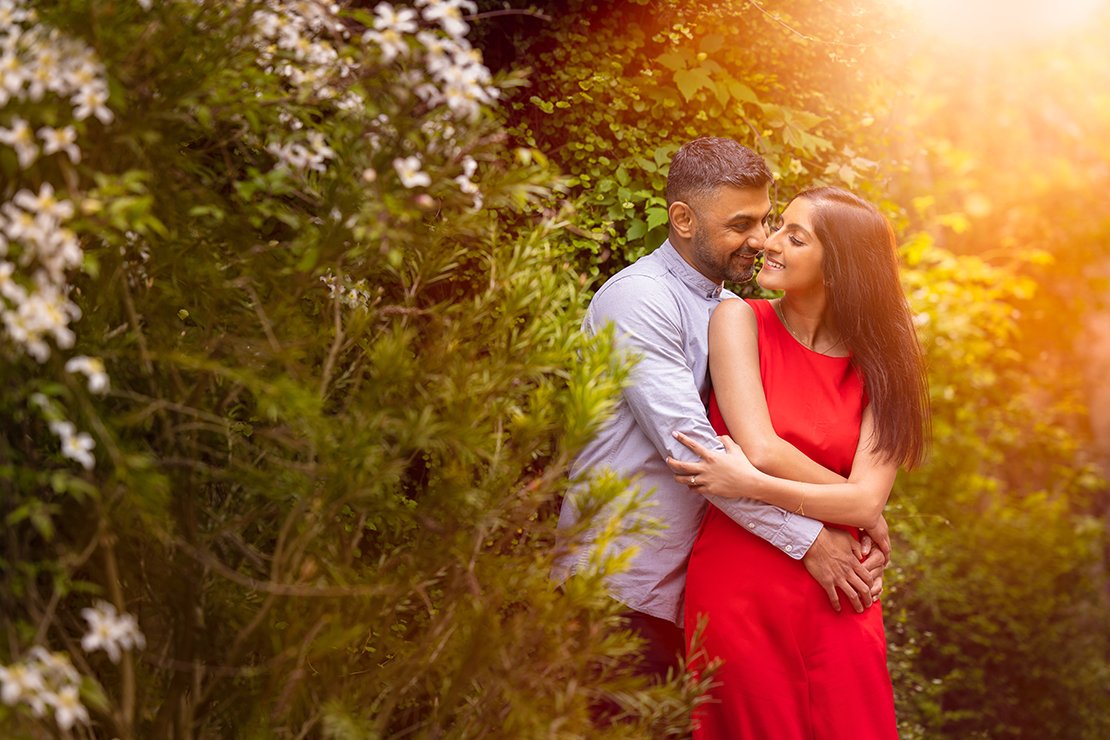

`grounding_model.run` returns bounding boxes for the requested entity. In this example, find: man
[554,137,887,680]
